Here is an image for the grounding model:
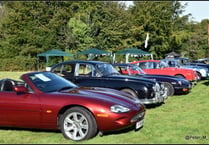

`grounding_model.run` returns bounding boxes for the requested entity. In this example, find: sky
[124,1,209,22]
